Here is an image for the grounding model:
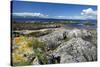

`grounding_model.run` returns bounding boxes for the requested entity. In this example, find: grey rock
[39,29,69,49]
[67,29,82,38]
[67,29,92,40]
[53,38,97,63]
[38,28,97,63]
[32,57,40,65]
